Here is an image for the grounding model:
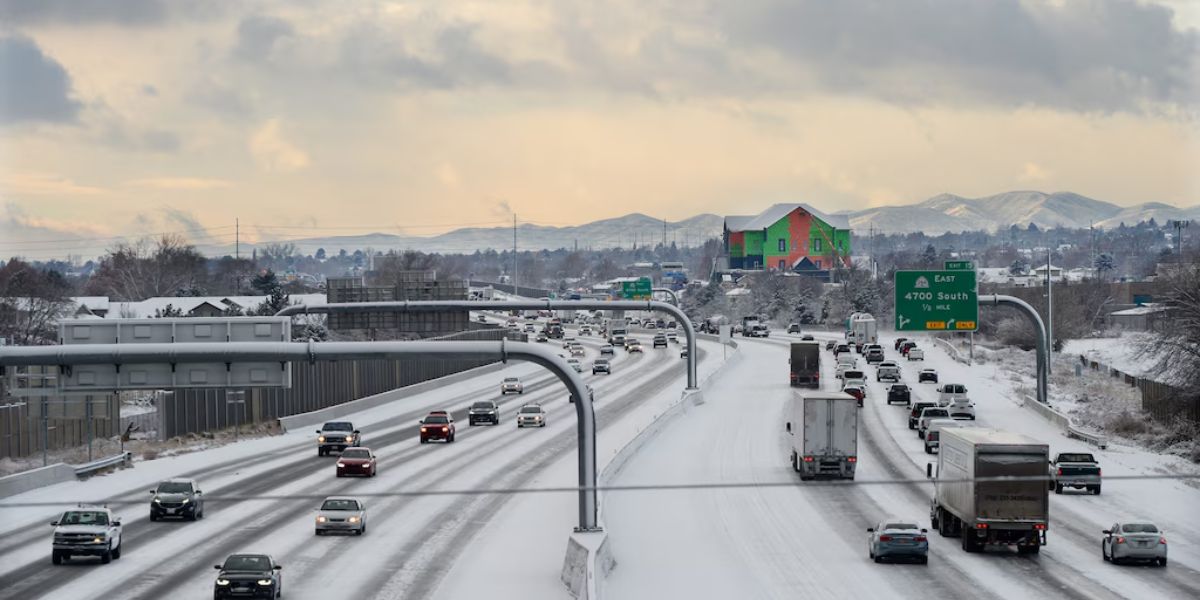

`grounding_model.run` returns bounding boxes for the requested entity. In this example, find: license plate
[166,508,176,514]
